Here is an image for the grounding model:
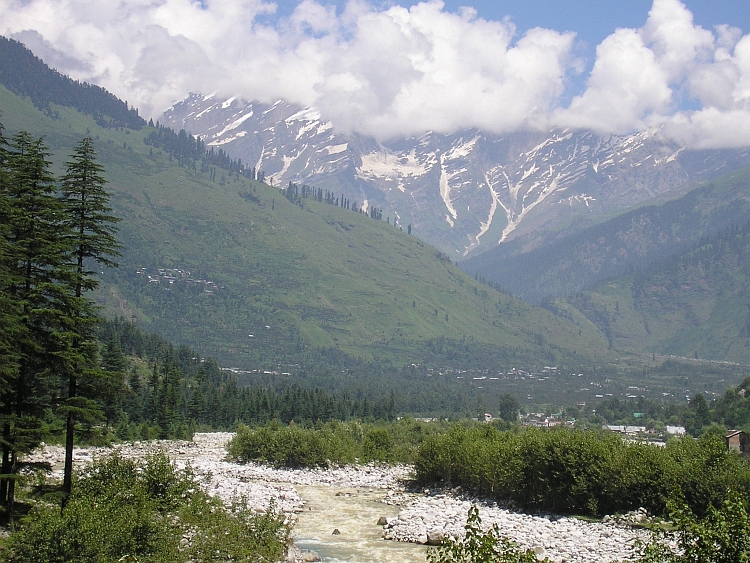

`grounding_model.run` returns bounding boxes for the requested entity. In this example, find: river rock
[300,550,321,562]
[384,494,646,562]
[426,530,444,545]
